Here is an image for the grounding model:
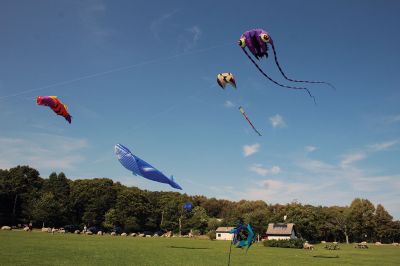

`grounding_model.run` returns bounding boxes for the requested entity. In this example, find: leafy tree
[328,206,351,243]
[201,198,223,217]
[374,204,394,243]
[0,166,42,224]
[243,208,271,236]
[348,198,376,242]
[114,187,152,232]
[69,178,117,226]
[39,172,71,225]
[1,165,399,243]
[31,192,63,227]
[207,218,222,231]
[186,206,208,234]
[103,208,118,230]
